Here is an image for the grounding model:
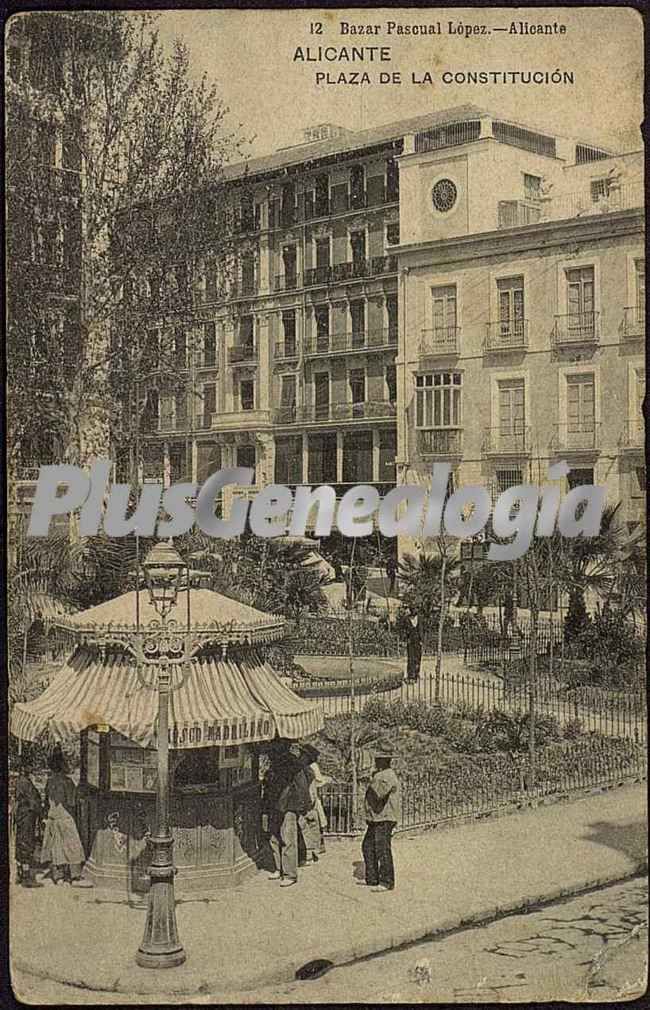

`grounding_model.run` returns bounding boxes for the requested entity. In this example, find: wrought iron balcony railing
[420,326,460,356]
[553,421,601,452]
[619,418,645,449]
[417,428,463,455]
[304,328,398,355]
[552,312,599,346]
[227,343,257,365]
[622,306,645,338]
[273,272,300,292]
[497,201,542,229]
[485,320,529,350]
[275,341,298,361]
[279,400,397,424]
[483,426,531,455]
